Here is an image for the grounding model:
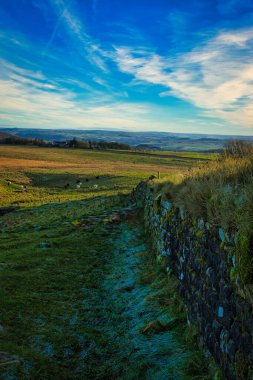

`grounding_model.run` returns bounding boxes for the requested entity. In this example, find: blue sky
[1,0,253,134]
